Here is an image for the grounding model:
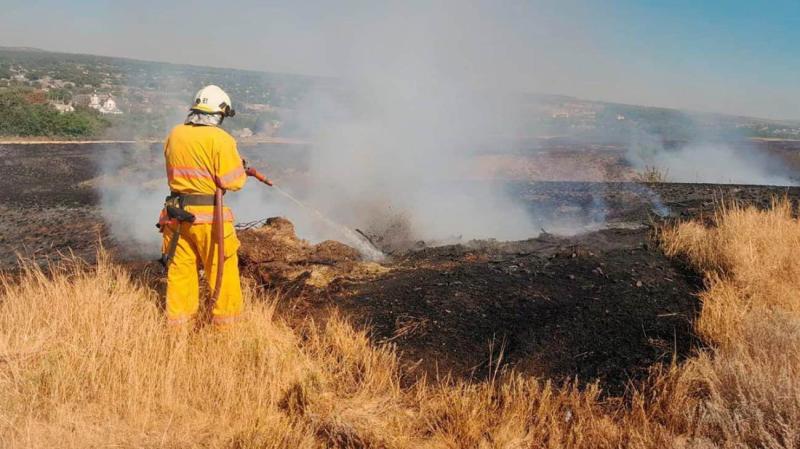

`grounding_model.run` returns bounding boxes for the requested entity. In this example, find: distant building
[101,97,122,114]
[88,94,102,109]
[88,93,123,115]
